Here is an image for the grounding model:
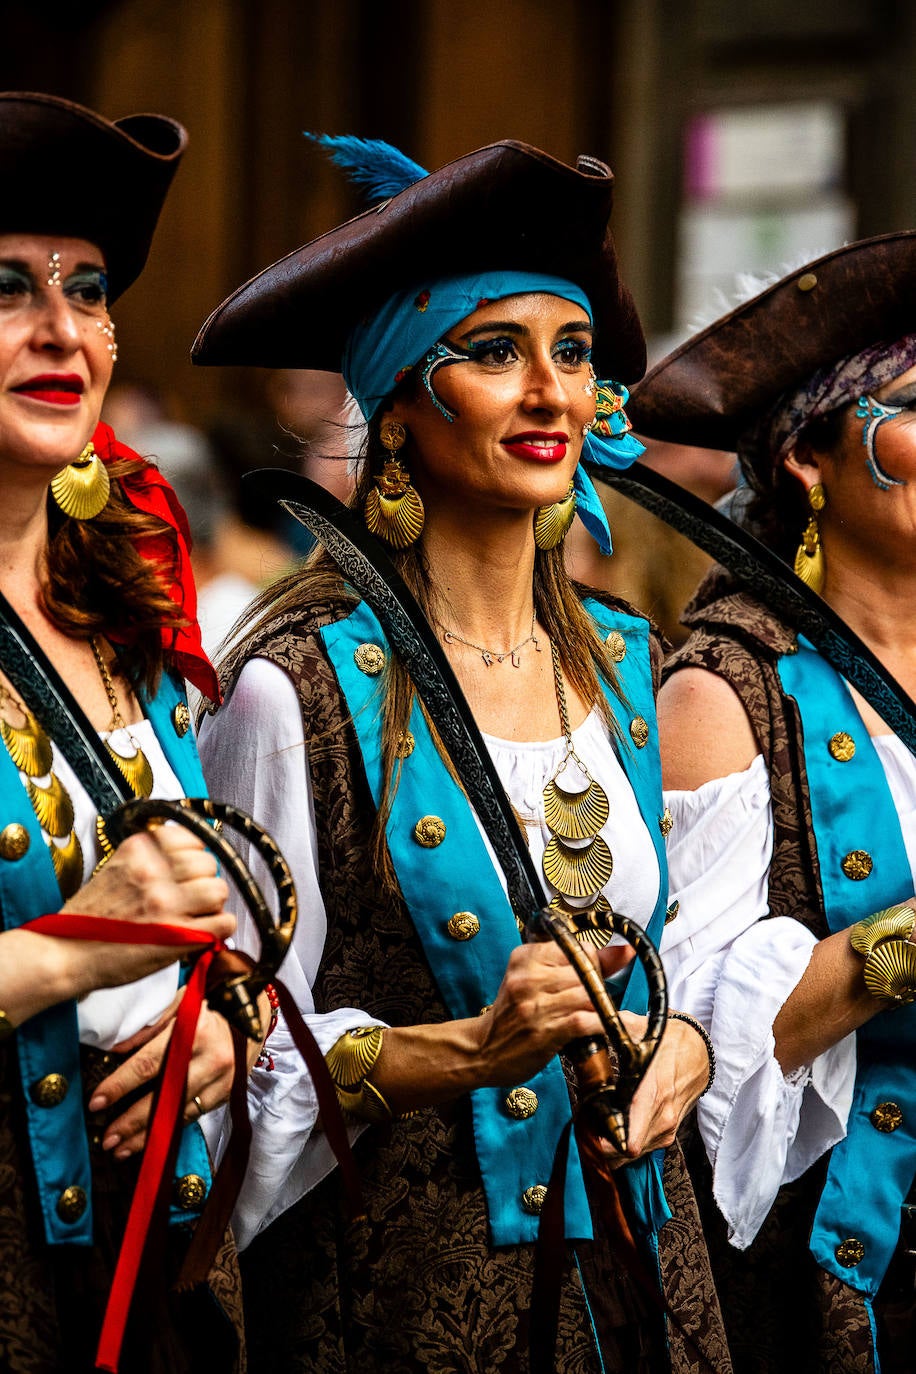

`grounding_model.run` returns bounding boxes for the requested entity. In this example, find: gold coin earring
[793,482,826,595]
[50,442,111,520]
[364,418,425,548]
[533,480,577,550]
